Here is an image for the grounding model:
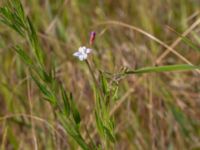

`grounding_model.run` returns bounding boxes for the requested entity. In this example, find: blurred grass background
[0,0,200,149]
